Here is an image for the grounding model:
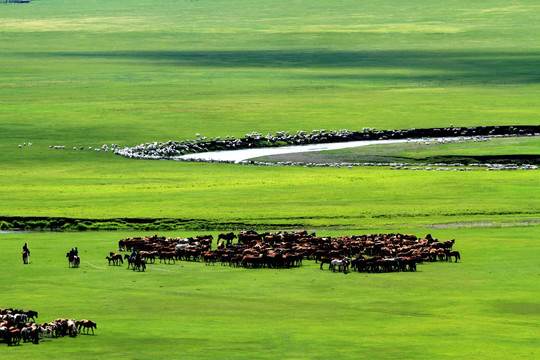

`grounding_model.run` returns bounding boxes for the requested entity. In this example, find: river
[176,137,462,163]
